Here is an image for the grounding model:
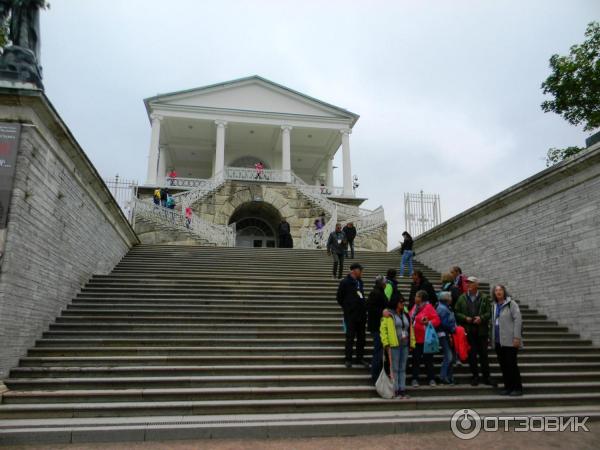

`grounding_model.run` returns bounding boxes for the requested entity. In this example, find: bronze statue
[0,0,48,89]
